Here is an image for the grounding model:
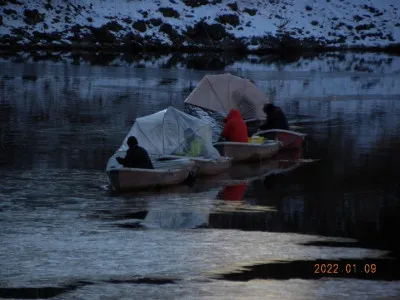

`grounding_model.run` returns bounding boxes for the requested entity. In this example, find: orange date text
[313,263,377,274]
